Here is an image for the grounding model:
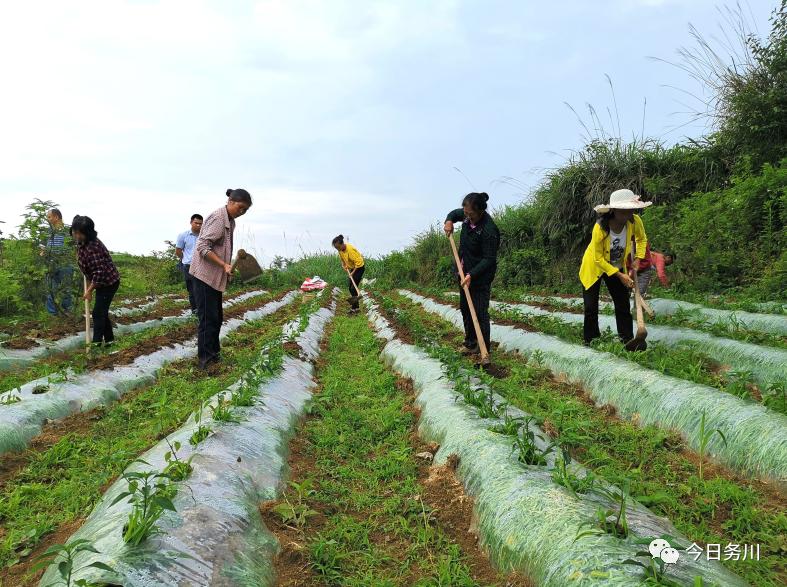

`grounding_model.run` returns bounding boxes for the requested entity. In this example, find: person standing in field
[444,192,500,361]
[635,244,674,298]
[332,235,365,314]
[579,188,650,348]
[41,208,74,316]
[175,214,203,313]
[190,189,252,370]
[71,215,121,347]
